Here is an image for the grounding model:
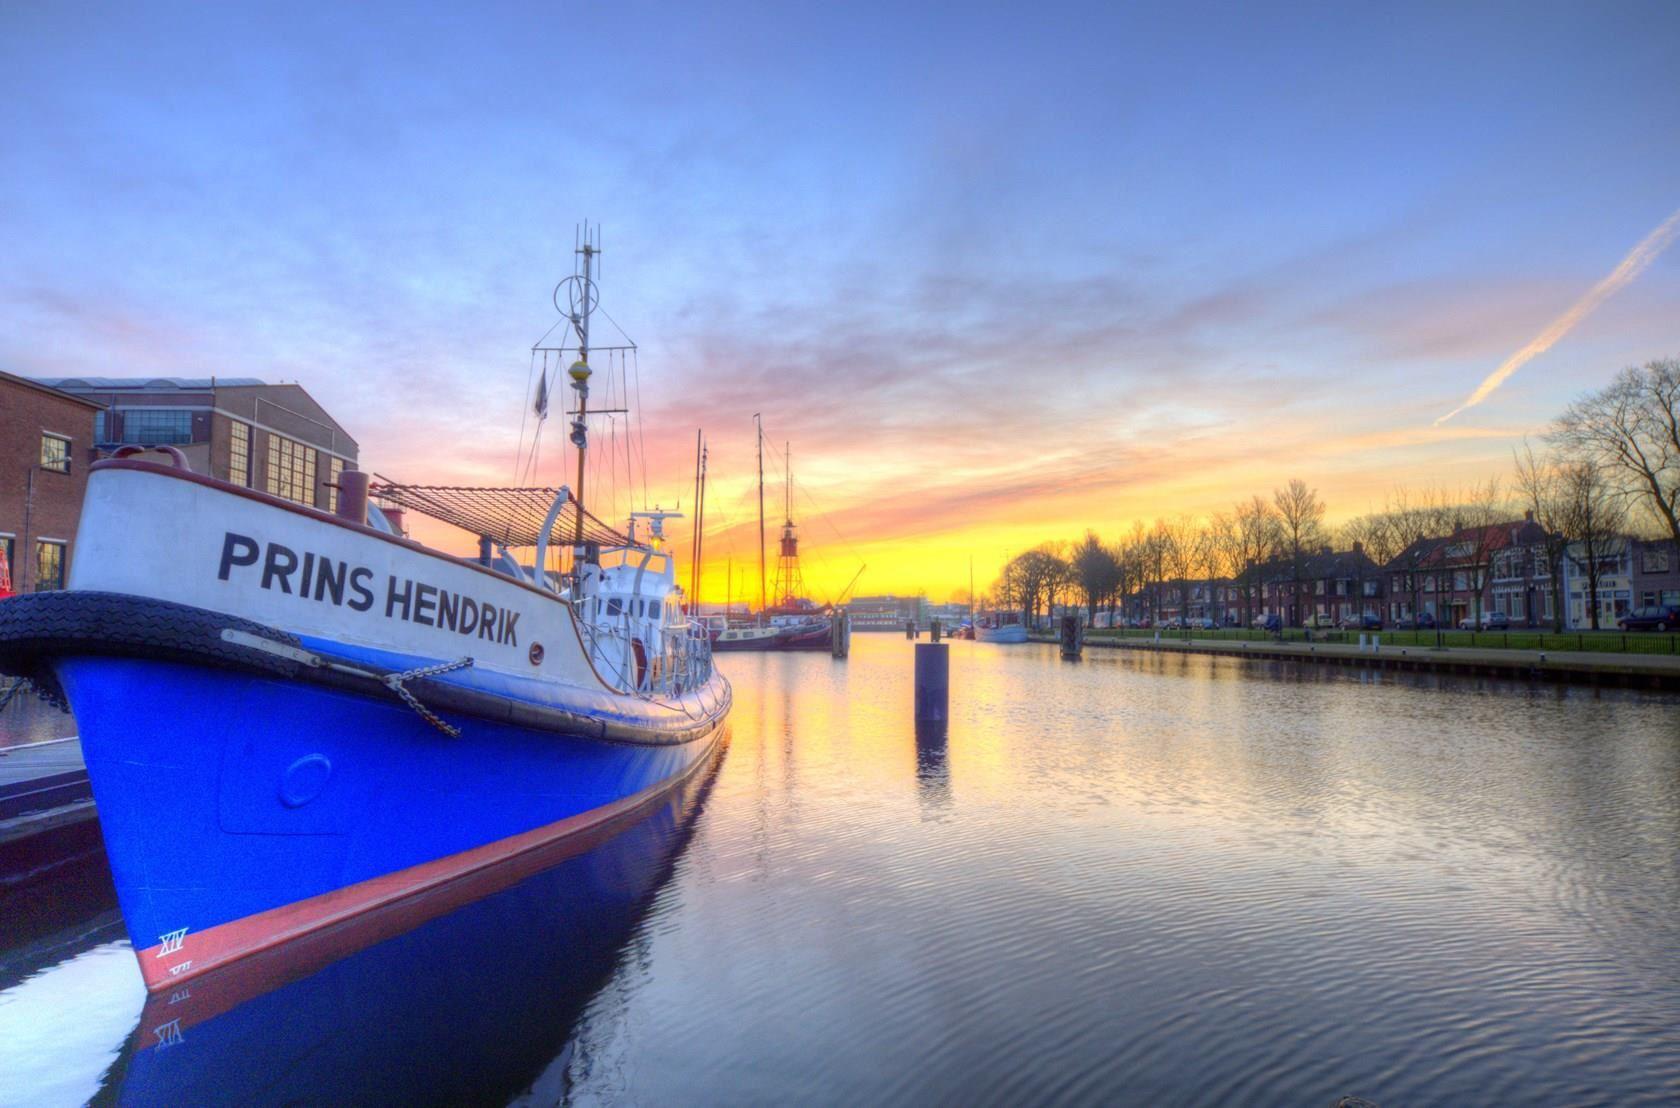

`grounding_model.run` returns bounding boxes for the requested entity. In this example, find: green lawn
[1081,626,1680,655]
